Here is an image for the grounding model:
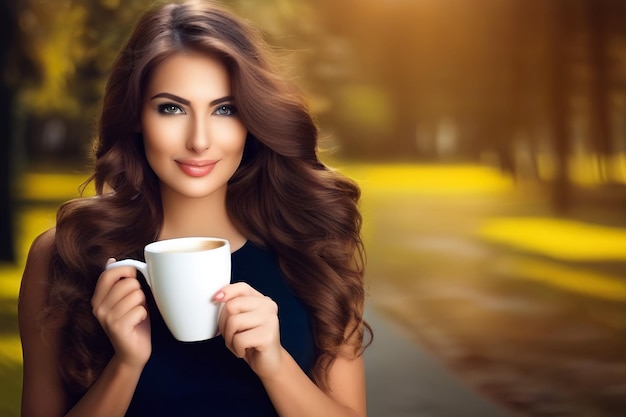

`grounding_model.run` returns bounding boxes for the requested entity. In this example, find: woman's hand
[214,282,282,378]
[91,258,152,369]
